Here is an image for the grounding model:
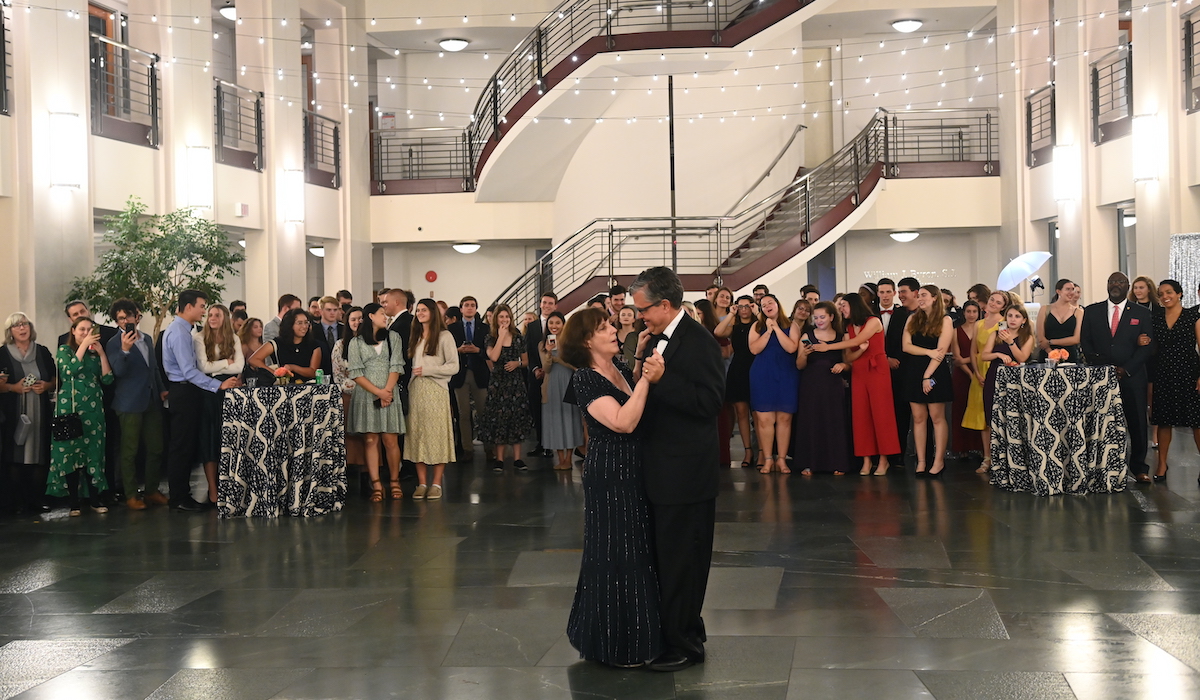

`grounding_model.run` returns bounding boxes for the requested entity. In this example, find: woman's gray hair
[3,313,36,344]
[628,266,684,309]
